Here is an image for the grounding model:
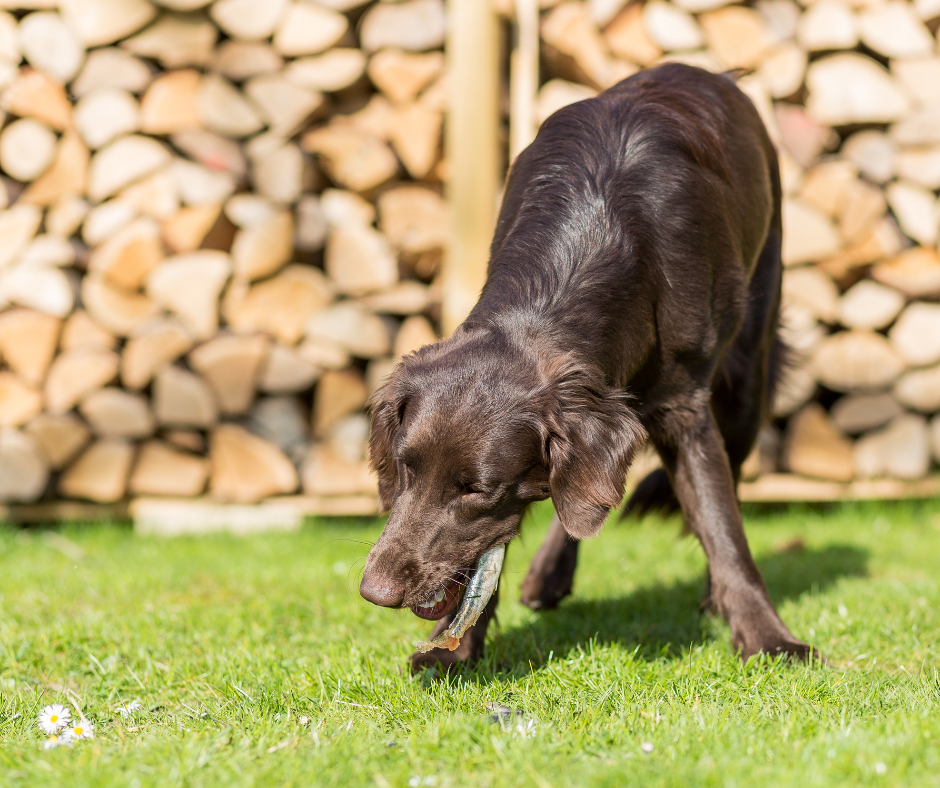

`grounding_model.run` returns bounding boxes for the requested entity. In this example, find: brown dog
[361,63,812,673]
